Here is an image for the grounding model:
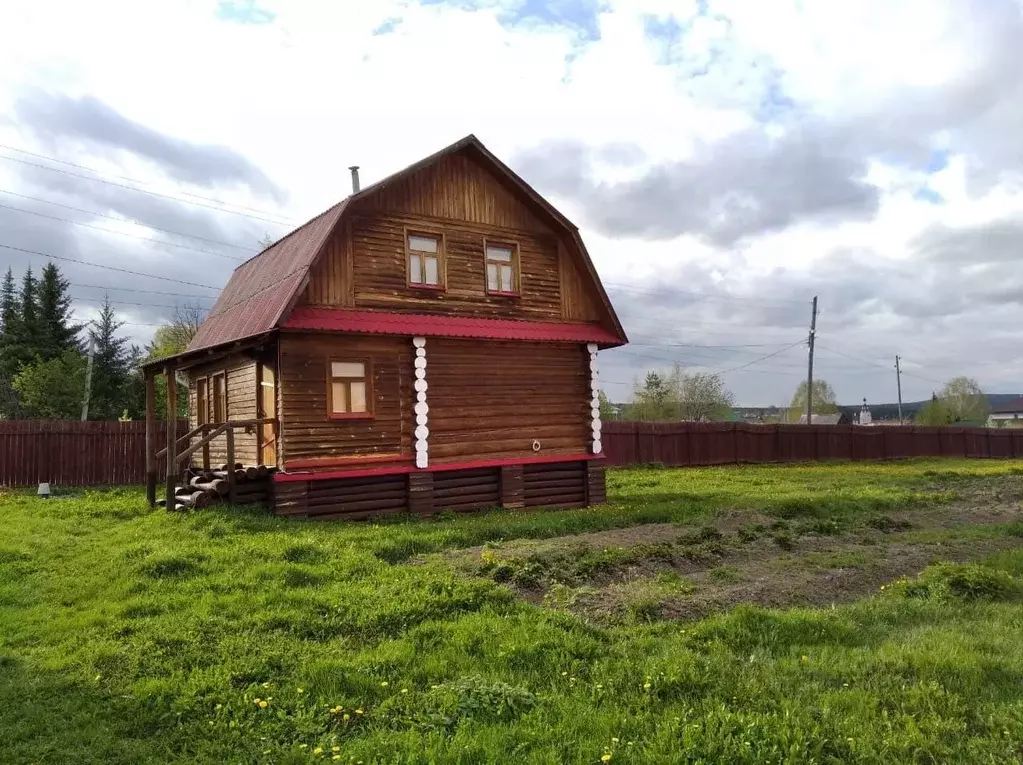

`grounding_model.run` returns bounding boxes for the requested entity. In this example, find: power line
[0,189,260,251]
[605,281,808,308]
[71,294,206,311]
[0,242,221,290]
[628,336,799,350]
[70,283,217,300]
[0,201,246,261]
[718,339,807,374]
[815,344,945,385]
[0,143,296,223]
[611,343,808,376]
[0,153,293,227]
